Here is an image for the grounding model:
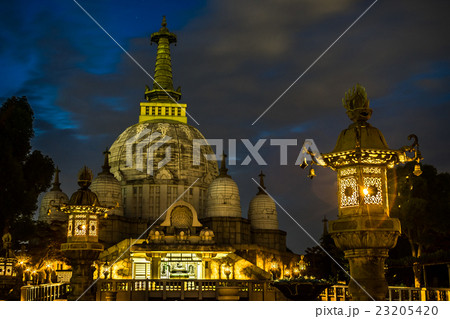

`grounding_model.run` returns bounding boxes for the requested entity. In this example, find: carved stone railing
[20,283,69,301]
[320,285,450,301]
[96,279,277,301]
